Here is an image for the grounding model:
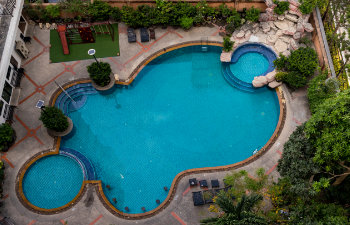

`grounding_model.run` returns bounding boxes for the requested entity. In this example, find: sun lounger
[199,180,208,188]
[189,178,198,187]
[211,179,220,188]
[127,28,136,43]
[140,28,149,42]
[192,191,205,206]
